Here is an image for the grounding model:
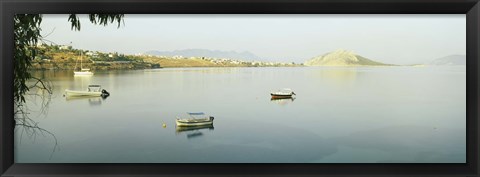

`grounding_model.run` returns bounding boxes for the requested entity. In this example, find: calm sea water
[15,66,466,163]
